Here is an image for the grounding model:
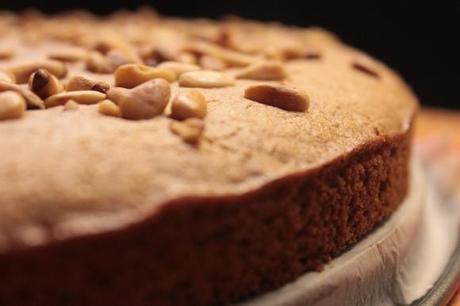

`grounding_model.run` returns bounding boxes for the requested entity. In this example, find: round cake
[0,9,417,306]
